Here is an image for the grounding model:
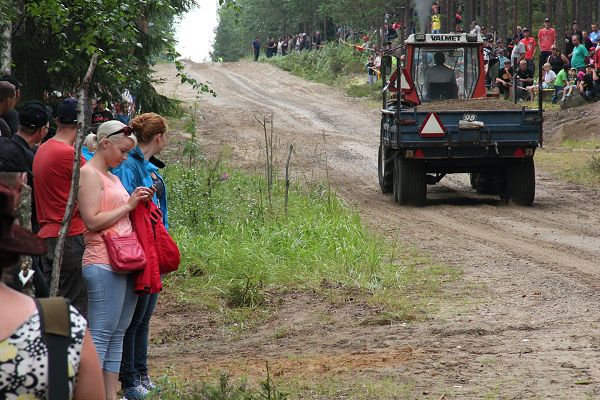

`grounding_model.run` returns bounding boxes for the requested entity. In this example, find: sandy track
[153,60,600,399]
